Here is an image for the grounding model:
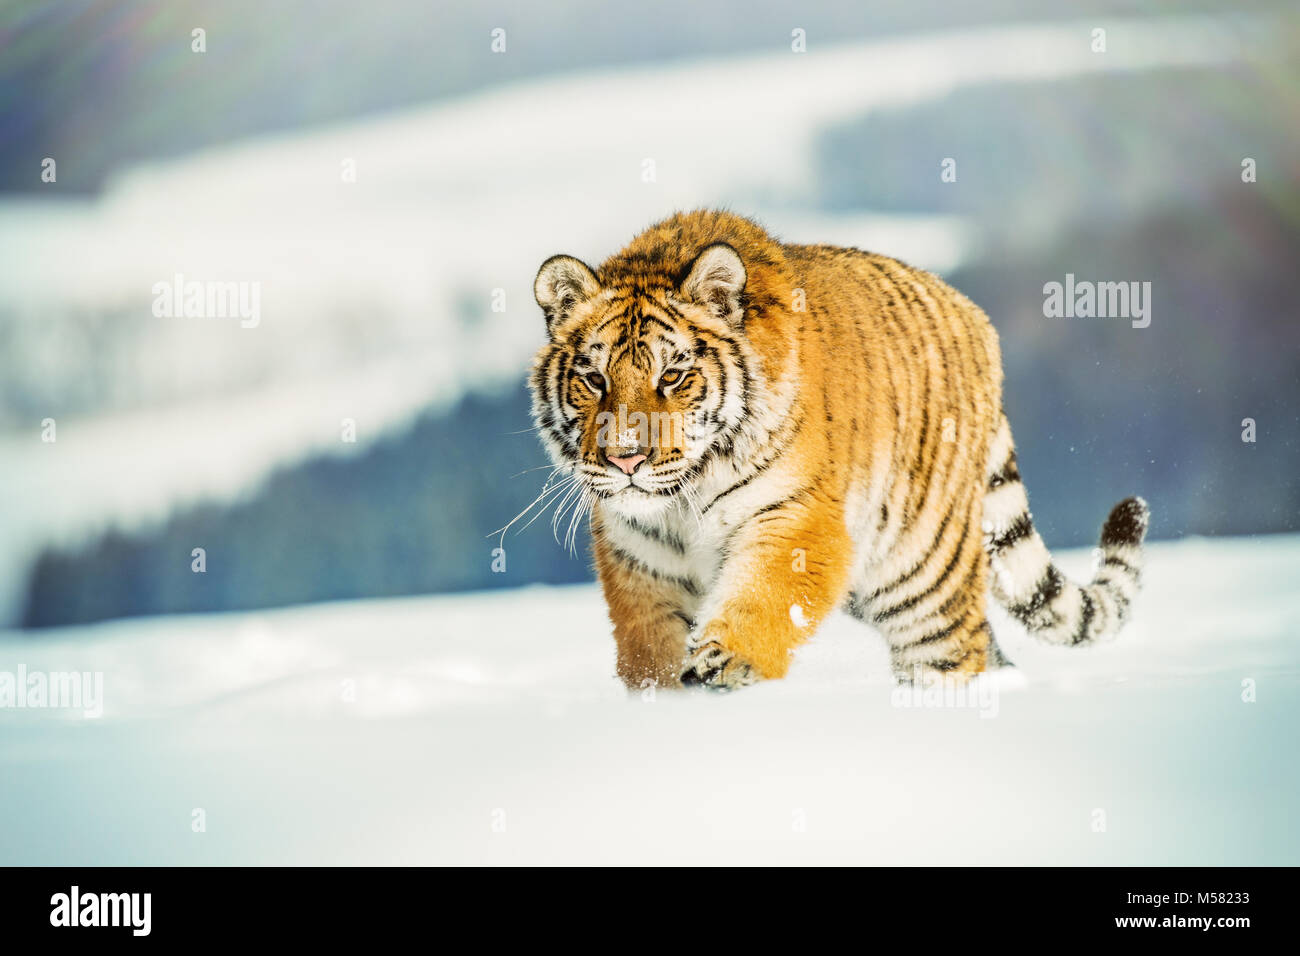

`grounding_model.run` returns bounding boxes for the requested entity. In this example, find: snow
[2,533,1297,864]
